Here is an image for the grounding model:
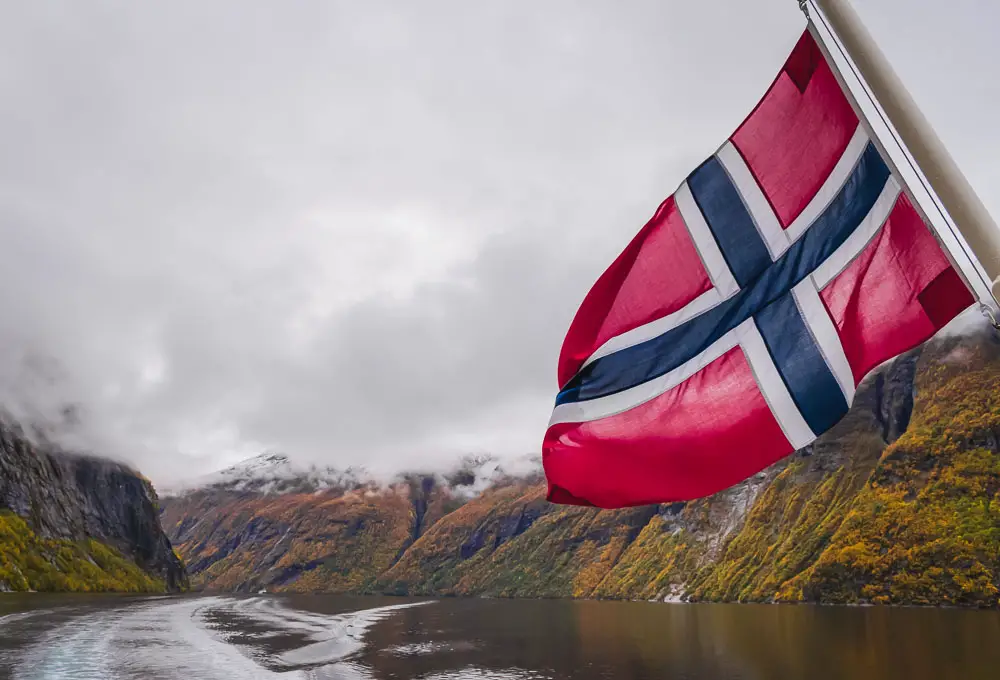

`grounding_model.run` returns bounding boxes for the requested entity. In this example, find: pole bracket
[798,0,811,21]
[982,303,1000,332]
